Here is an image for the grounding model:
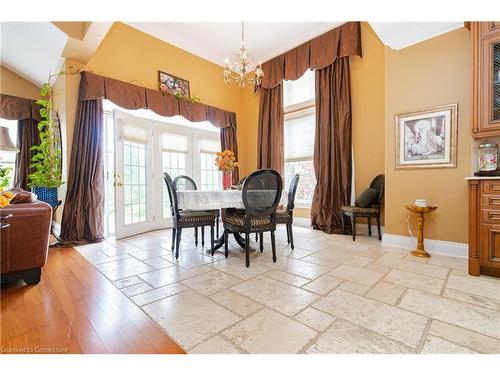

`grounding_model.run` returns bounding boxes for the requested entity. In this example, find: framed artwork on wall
[158,70,190,98]
[395,103,458,169]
